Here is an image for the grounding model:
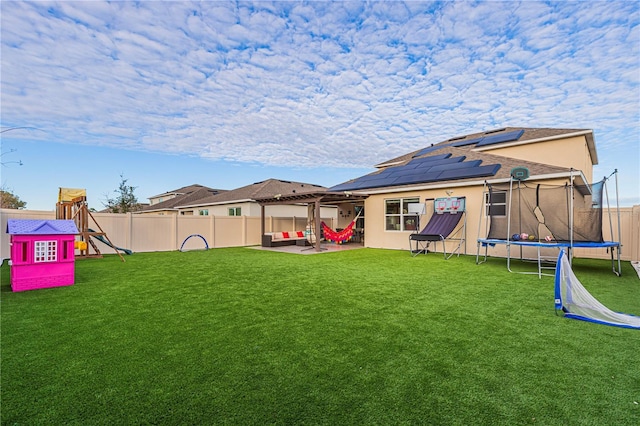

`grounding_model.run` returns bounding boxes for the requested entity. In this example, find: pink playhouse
[7,219,79,292]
